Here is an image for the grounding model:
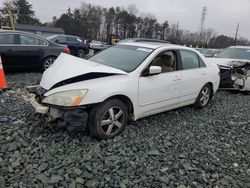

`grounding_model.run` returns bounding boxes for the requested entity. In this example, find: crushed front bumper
[24,93,49,114]
[24,85,88,132]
